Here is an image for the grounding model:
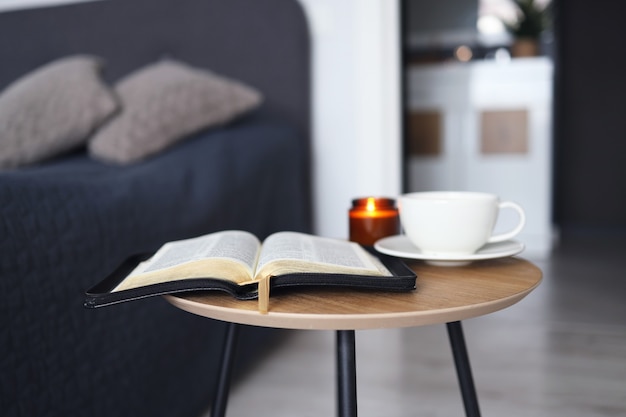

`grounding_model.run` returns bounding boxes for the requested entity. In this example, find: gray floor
[216,236,626,416]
